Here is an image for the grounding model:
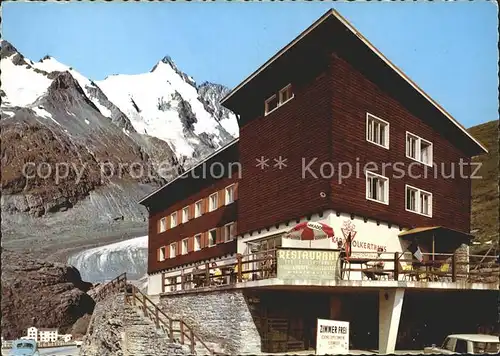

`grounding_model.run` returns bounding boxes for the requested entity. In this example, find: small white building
[38,328,58,343]
[26,327,38,341]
